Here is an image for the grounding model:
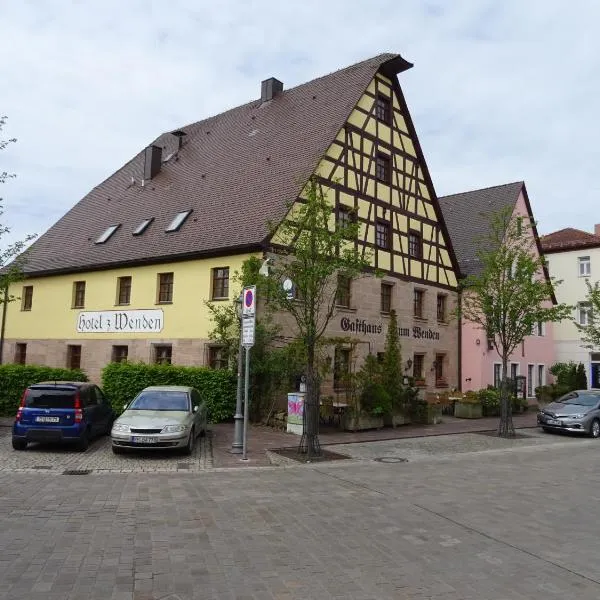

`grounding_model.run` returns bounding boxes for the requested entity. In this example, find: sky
[0,0,597,248]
